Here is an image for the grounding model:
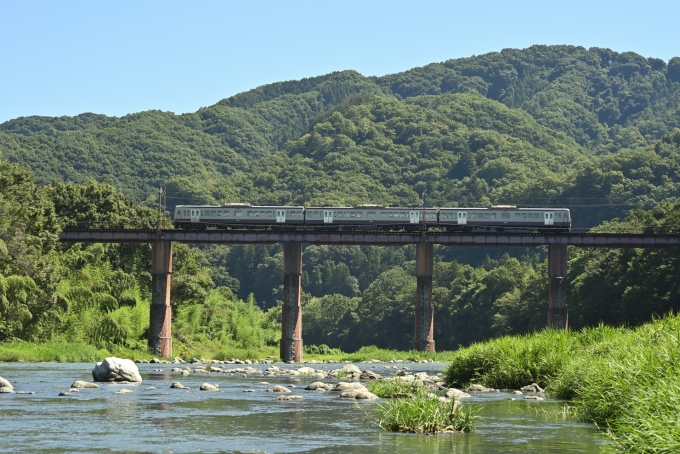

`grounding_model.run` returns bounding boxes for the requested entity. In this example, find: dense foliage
[1,44,680,355]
